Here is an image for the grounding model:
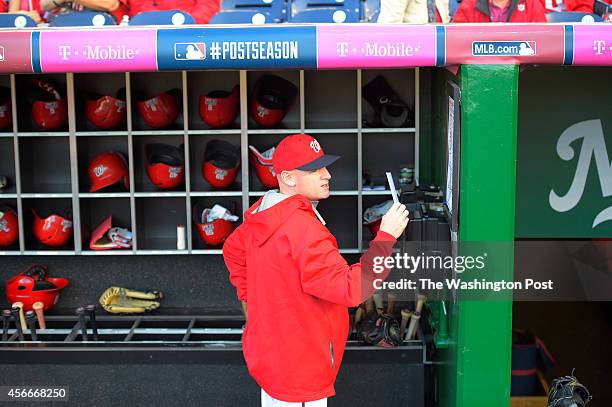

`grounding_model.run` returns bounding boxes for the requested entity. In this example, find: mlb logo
[174,43,206,60]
